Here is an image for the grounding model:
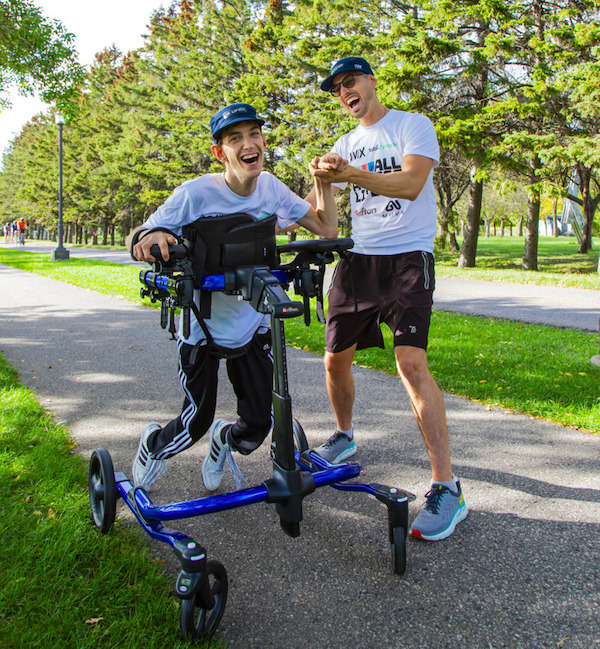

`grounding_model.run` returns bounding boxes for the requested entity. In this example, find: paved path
[2,261,600,649]
[433,277,599,332]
